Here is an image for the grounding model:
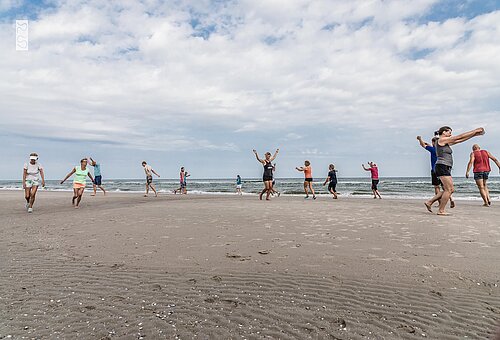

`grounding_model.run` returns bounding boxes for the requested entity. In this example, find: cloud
[0,0,499,177]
